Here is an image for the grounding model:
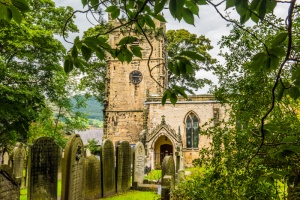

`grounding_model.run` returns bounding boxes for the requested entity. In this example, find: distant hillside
[71,96,104,121]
